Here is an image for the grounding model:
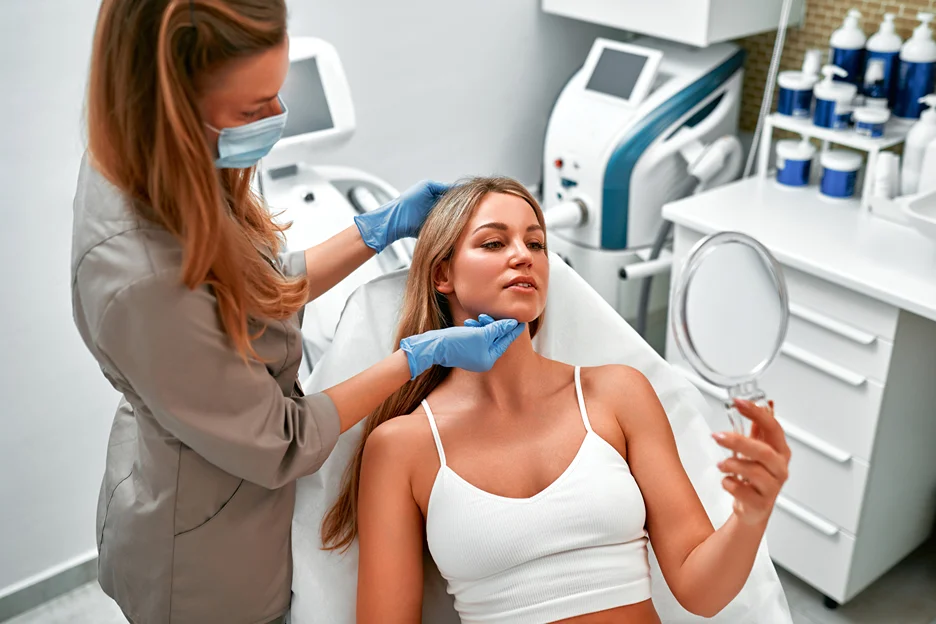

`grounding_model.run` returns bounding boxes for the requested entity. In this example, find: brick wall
[737,0,936,131]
